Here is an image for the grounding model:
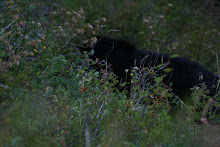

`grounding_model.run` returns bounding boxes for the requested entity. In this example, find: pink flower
[201,117,207,123]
